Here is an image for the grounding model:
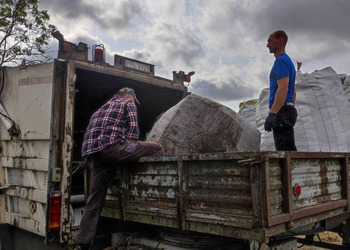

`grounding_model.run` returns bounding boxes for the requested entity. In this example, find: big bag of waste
[257,67,350,152]
[147,94,261,155]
